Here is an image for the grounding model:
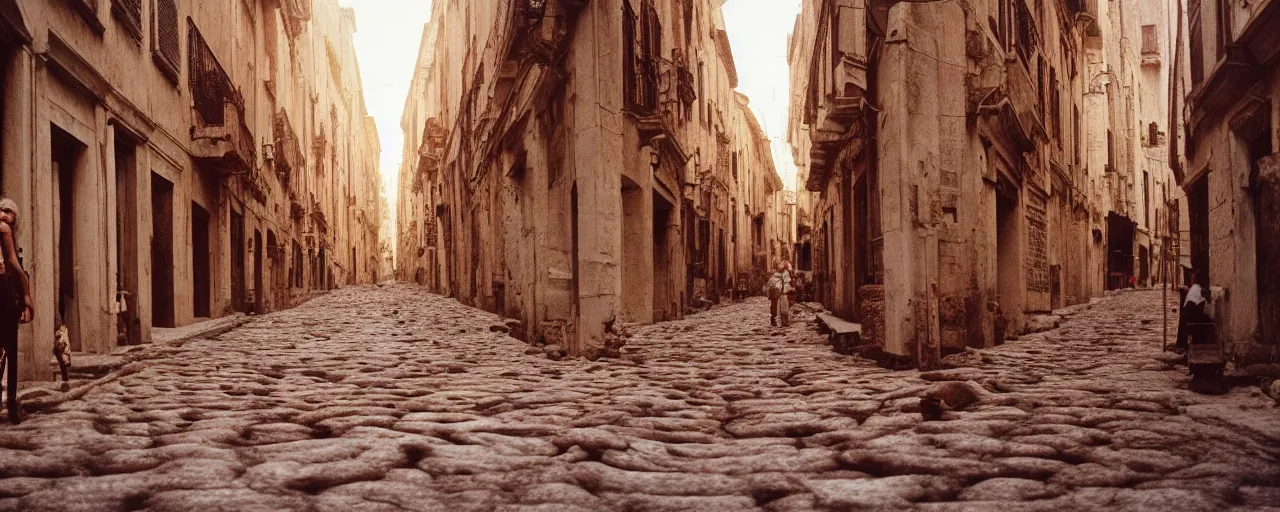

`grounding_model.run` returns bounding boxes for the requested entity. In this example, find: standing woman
[0,198,33,424]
